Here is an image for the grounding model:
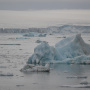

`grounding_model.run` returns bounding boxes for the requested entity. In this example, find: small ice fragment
[64,71,68,73]
[20,63,50,72]
[0,66,7,68]
[66,76,87,79]
[80,79,88,85]
[0,44,21,45]
[35,40,42,43]
[0,72,13,76]
[60,85,90,88]
[16,85,24,87]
